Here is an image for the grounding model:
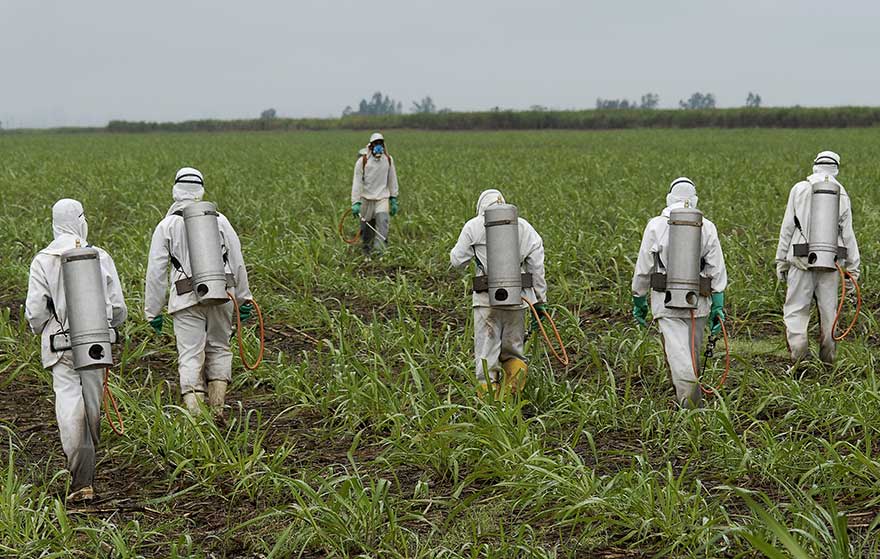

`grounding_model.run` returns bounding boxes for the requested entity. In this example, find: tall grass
[0,129,878,556]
